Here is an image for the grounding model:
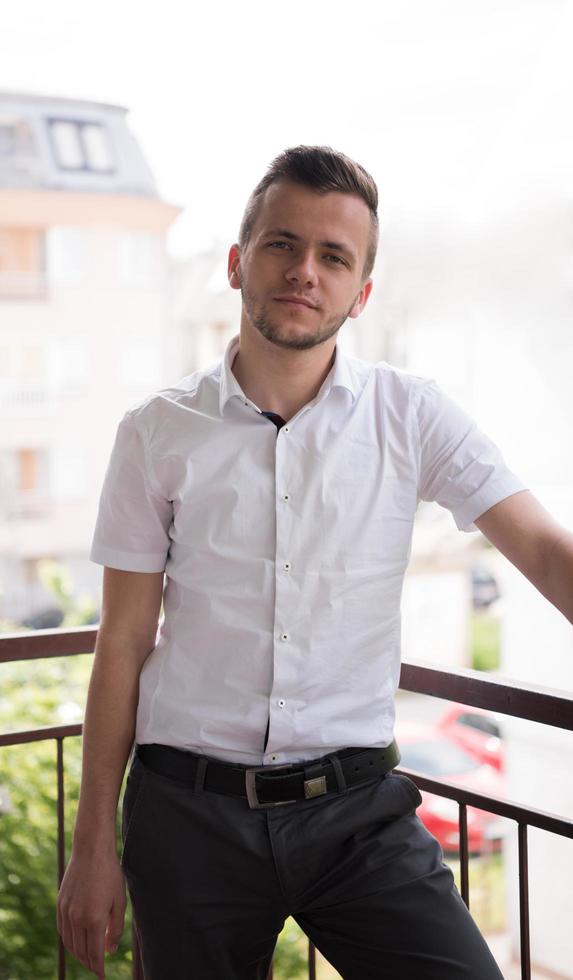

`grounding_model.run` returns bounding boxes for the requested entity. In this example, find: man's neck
[231,330,337,421]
